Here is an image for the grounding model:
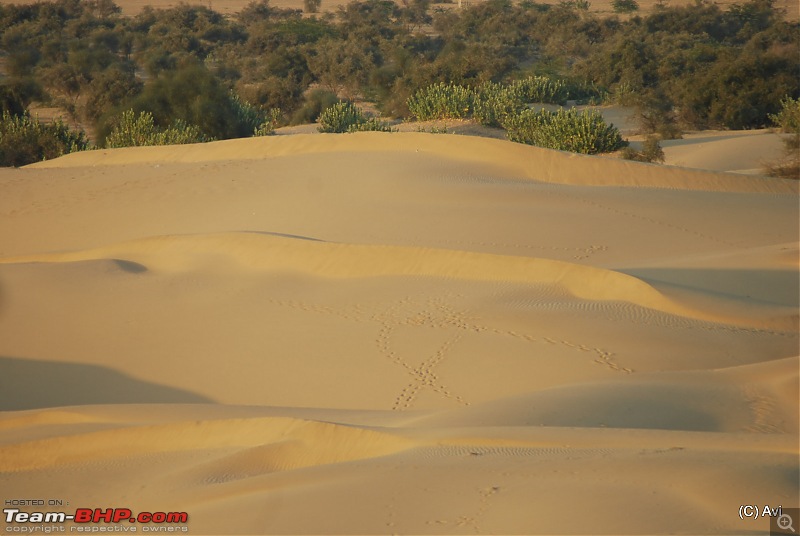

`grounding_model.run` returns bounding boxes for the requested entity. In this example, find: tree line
[0,0,797,166]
